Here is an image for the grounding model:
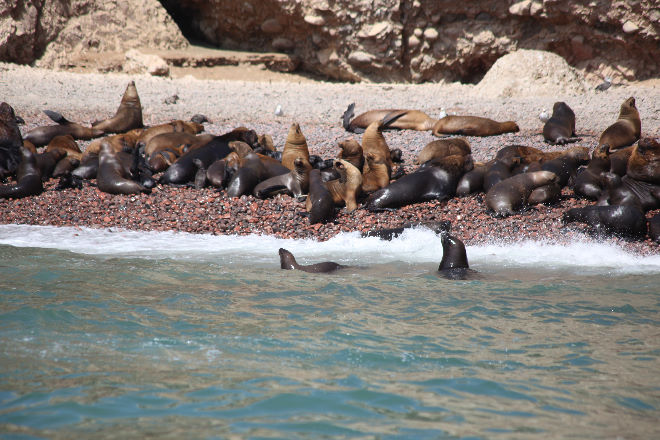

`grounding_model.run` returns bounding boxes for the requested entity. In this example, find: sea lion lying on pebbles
[432,115,519,137]
[342,103,437,133]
